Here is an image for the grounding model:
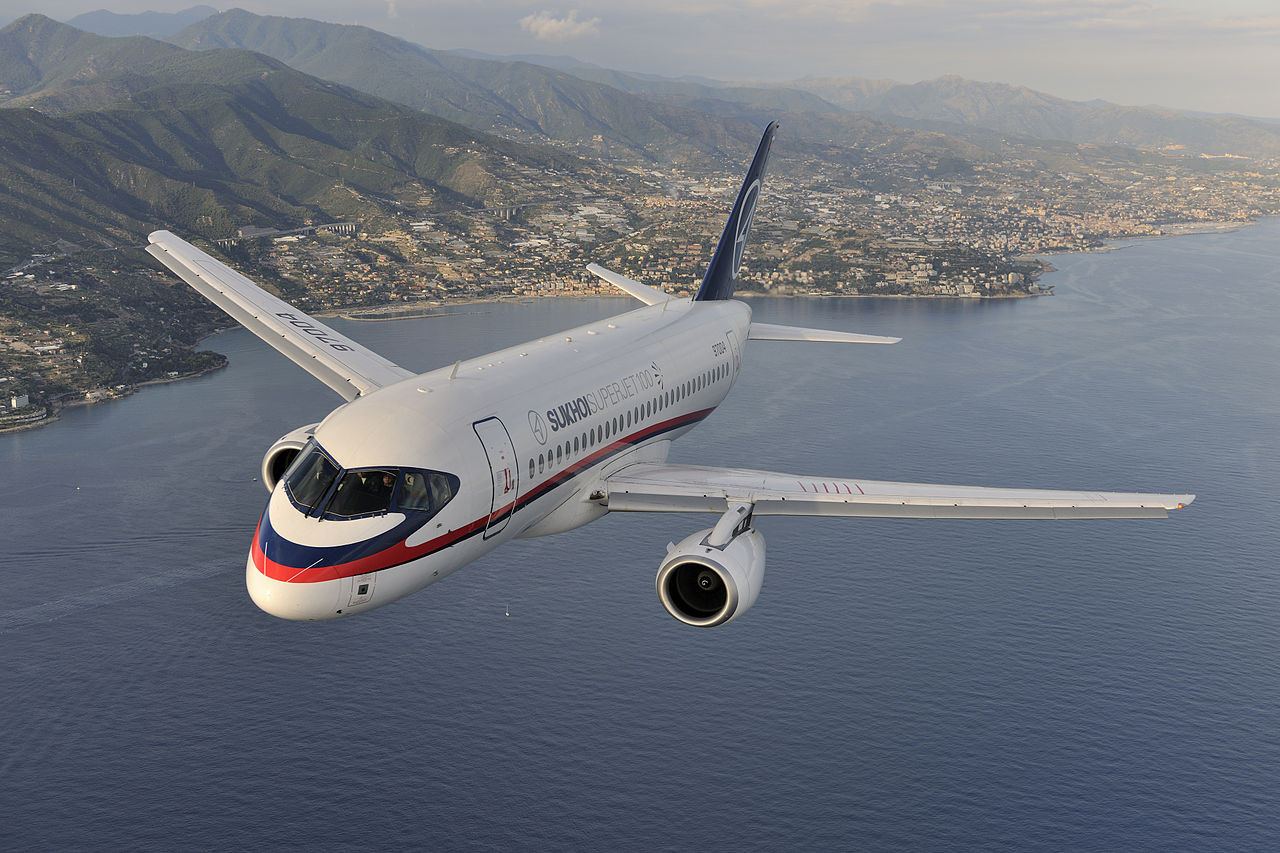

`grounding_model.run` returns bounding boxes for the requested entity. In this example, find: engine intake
[656,506,765,627]
[260,423,319,491]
